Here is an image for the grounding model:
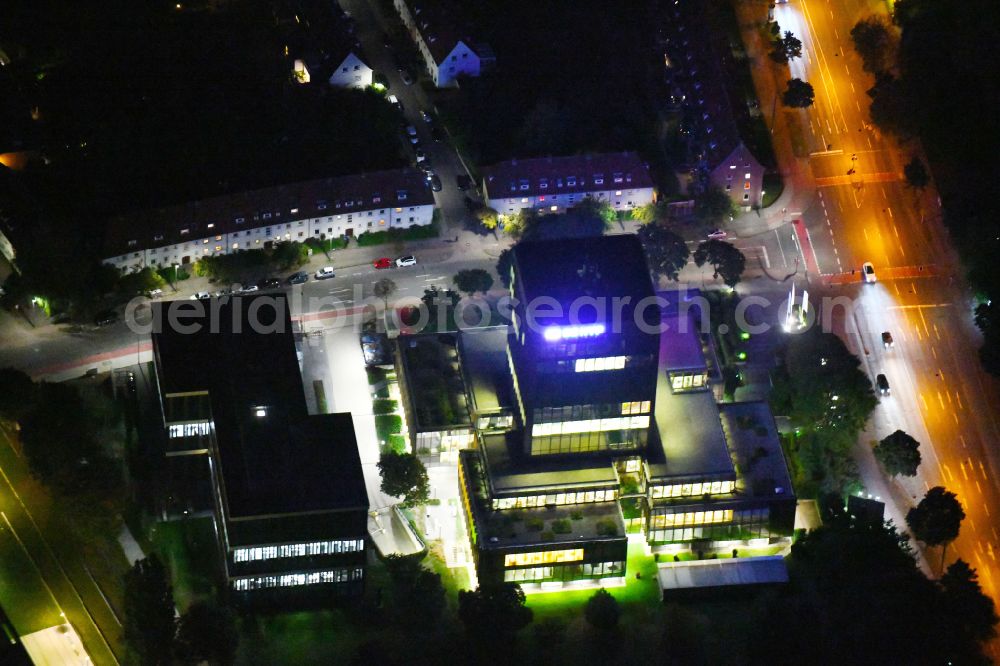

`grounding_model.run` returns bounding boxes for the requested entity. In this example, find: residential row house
[103,169,435,273]
[481,153,656,219]
[393,0,493,87]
